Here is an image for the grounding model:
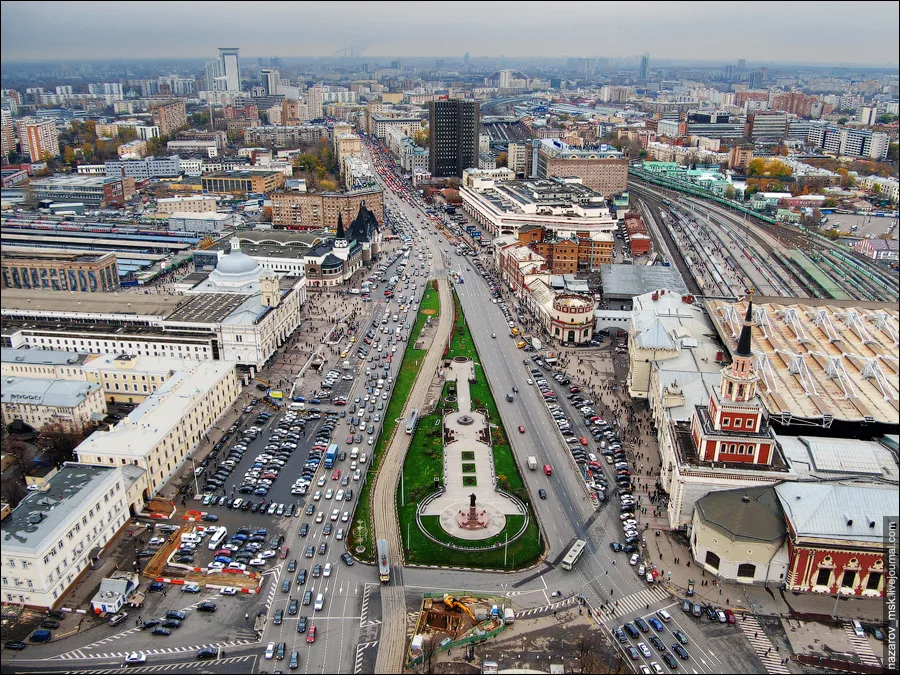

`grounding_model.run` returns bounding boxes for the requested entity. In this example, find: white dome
[216,250,262,276]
